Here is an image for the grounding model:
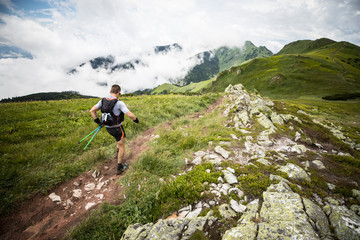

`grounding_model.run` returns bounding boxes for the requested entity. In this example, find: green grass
[65,95,230,239]
[151,79,213,95]
[0,94,220,215]
[204,40,360,99]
